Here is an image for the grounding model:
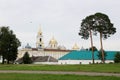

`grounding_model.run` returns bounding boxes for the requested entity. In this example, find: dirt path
[0,70,120,77]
